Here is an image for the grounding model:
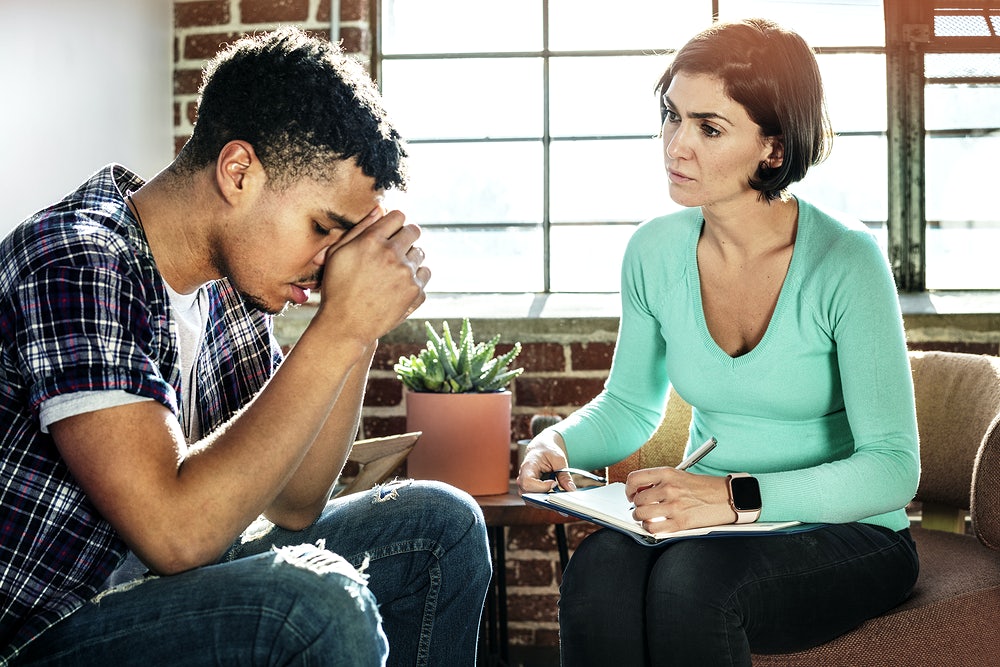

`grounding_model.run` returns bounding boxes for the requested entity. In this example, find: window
[377,1,990,294]
[922,7,1000,290]
[378,0,692,293]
